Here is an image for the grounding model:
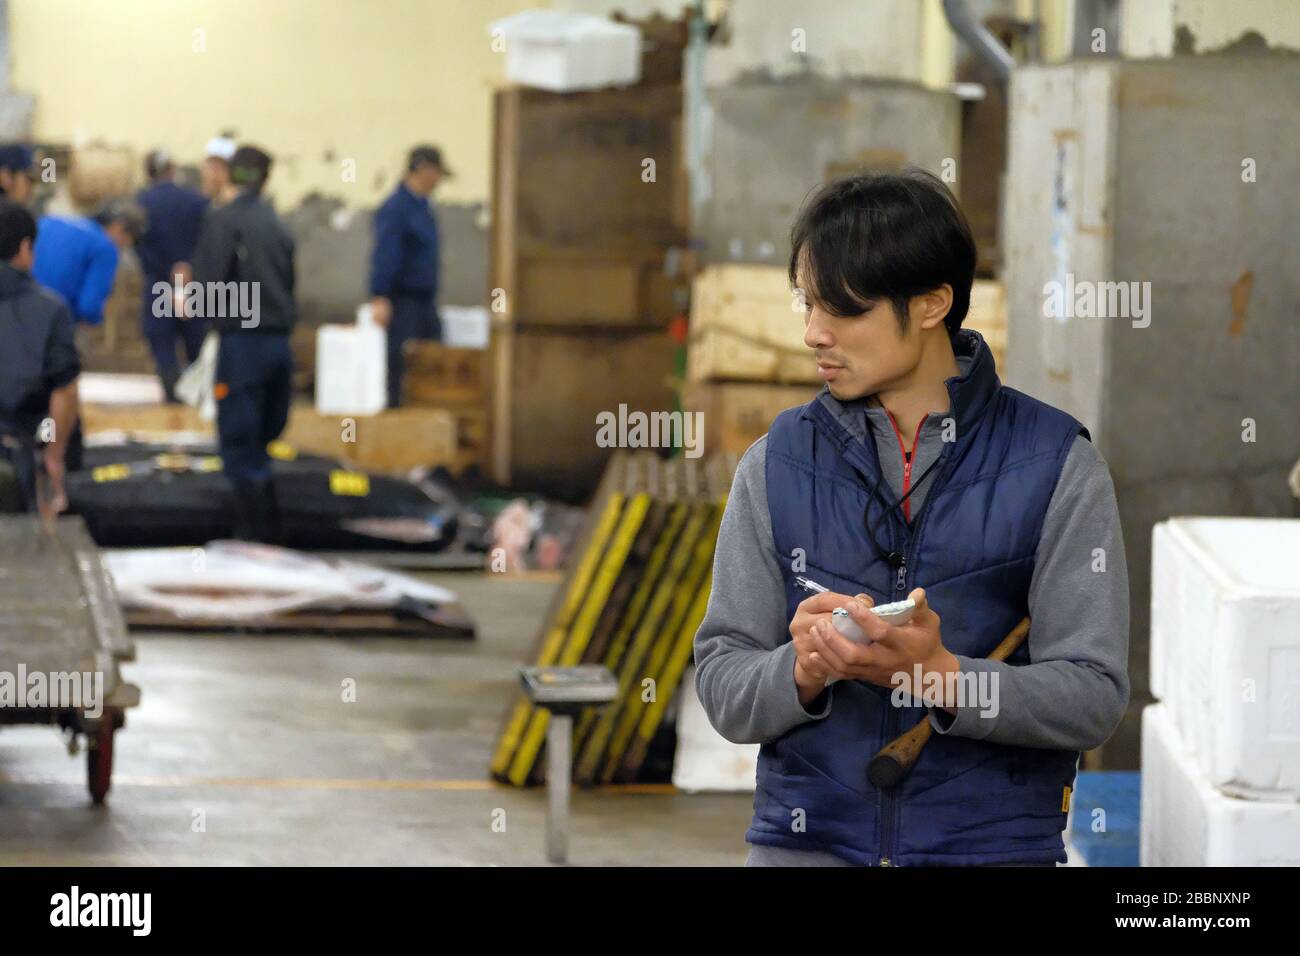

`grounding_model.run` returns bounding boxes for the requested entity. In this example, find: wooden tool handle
[867,616,1030,790]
